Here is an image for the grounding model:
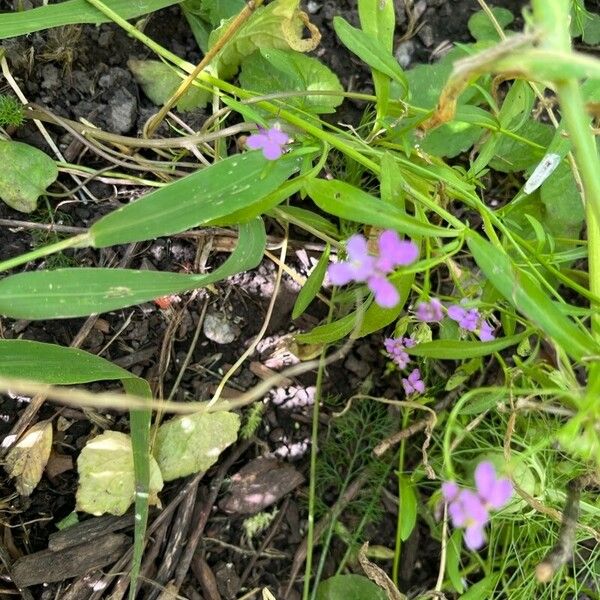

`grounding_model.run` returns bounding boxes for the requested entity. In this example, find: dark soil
[0,1,529,598]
